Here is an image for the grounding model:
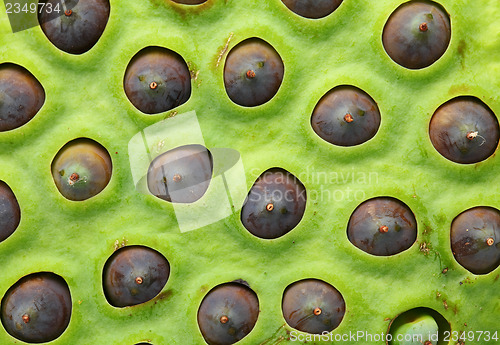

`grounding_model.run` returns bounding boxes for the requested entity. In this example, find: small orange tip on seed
[220,315,229,324]
[344,113,354,123]
[150,81,158,89]
[266,203,274,211]
[486,238,494,246]
[379,225,389,233]
[313,307,322,316]
[135,276,143,285]
[466,131,478,140]
[70,173,79,182]
[246,70,256,79]
[173,174,182,182]
[419,22,428,32]
[64,9,72,16]
[424,341,432,345]
[22,314,30,323]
